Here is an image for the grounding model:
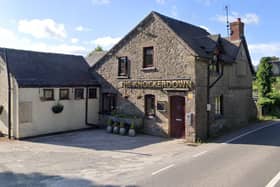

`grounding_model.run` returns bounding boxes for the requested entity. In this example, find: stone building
[0,48,99,138]
[91,11,257,141]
